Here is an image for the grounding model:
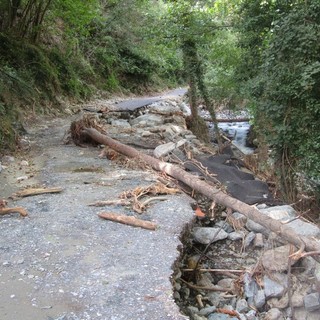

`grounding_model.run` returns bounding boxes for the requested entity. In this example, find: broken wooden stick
[13,187,63,198]
[82,128,320,260]
[98,212,157,230]
[0,207,28,217]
